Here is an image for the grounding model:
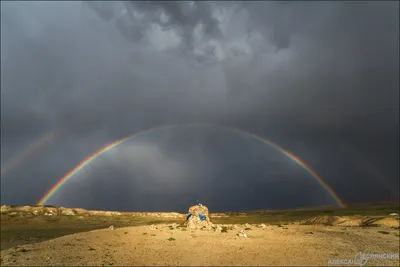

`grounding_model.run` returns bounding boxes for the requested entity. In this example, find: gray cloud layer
[1,1,398,210]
